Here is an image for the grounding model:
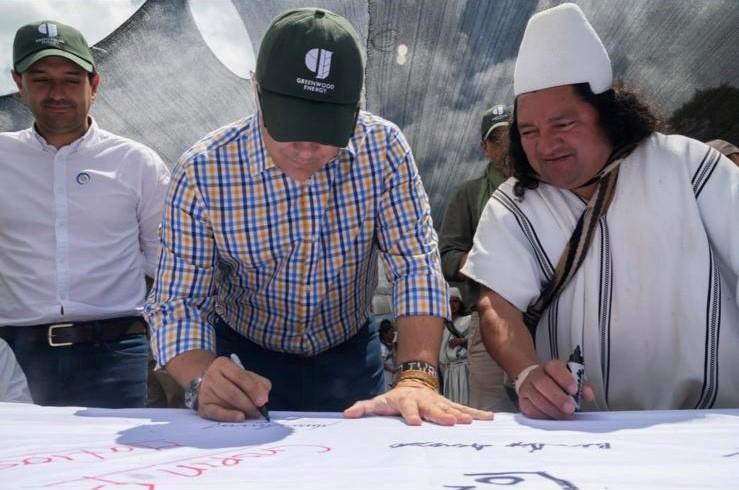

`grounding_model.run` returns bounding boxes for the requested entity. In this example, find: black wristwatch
[184,376,203,410]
